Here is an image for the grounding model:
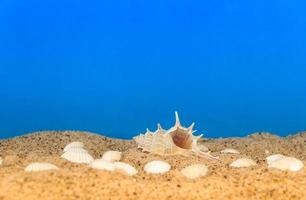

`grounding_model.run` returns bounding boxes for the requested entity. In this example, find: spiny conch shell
[90,159,115,171]
[63,141,84,152]
[144,160,171,174]
[268,156,304,172]
[221,148,240,154]
[230,158,257,168]
[102,151,122,162]
[61,151,94,164]
[114,162,138,176]
[133,112,219,160]
[266,154,285,165]
[181,164,208,179]
[25,162,59,172]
